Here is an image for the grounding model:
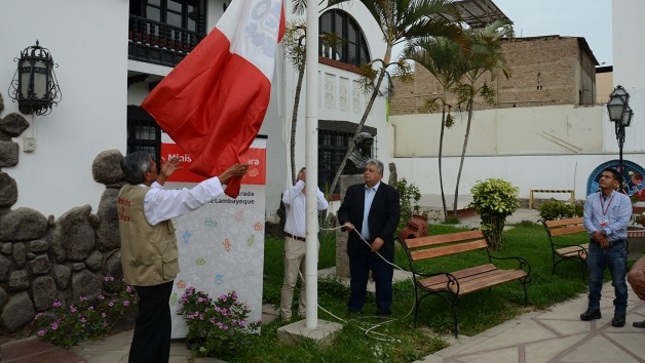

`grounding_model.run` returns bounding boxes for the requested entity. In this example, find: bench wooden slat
[549,225,586,237]
[545,217,584,228]
[410,239,488,261]
[456,269,528,295]
[556,243,589,258]
[419,264,497,289]
[420,266,527,295]
[404,230,484,248]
